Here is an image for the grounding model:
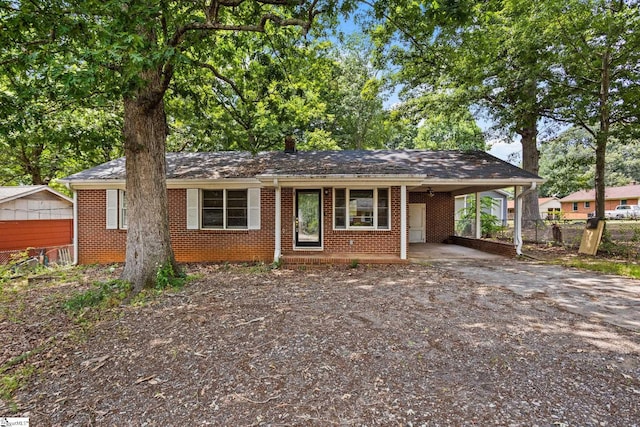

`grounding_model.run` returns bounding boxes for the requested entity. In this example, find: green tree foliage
[539,127,640,197]
[413,111,485,151]
[0,66,122,187]
[323,35,390,149]
[165,33,401,154]
[166,36,336,153]
[0,0,343,291]
[540,0,640,217]
[365,0,552,224]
